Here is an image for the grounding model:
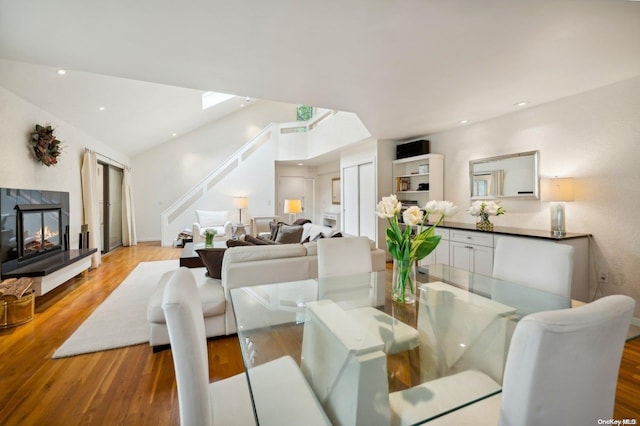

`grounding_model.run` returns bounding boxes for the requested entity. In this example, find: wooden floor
[0,242,638,425]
